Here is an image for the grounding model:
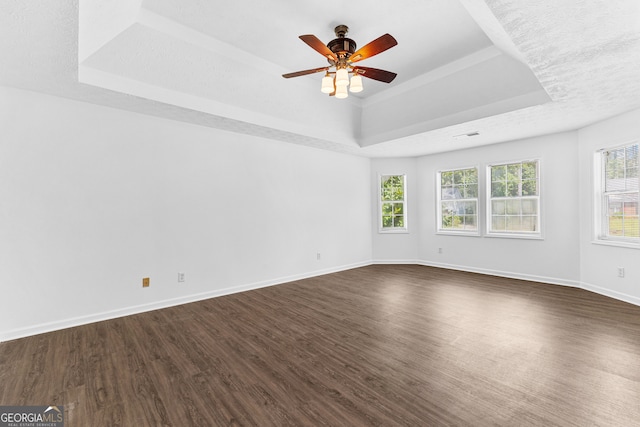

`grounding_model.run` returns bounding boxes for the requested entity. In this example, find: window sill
[378,228,409,234]
[592,239,640,250]
[485,232,543,240]
[436,231,481,237]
